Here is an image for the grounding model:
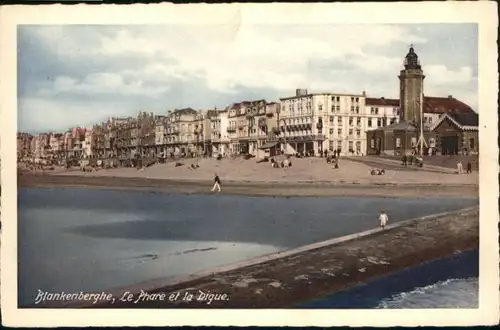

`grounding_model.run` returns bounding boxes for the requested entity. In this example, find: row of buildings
[17,46,479,162]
